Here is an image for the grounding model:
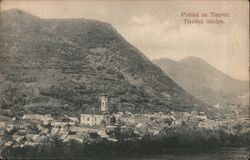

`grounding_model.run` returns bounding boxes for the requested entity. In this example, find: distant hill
[0,9,209,117]
[153,57,249,106]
